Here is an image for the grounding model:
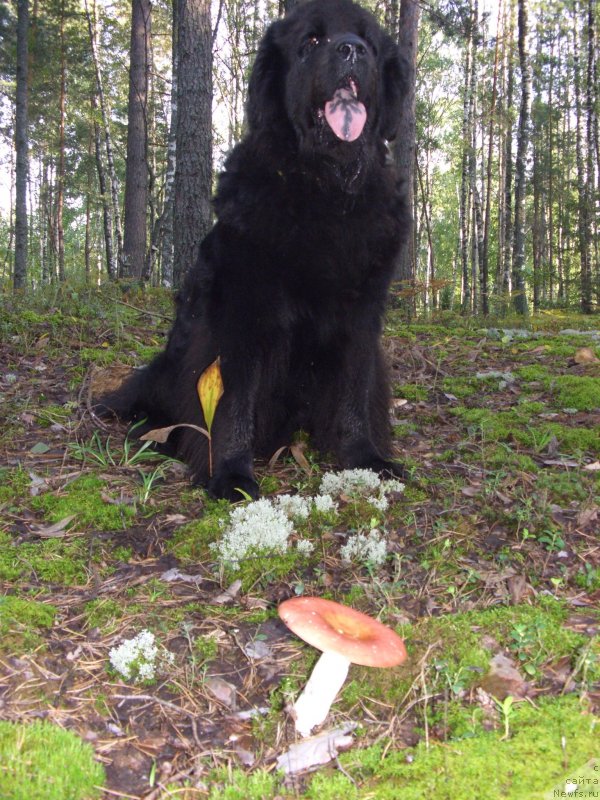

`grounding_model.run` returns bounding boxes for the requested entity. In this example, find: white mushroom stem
[293,650,351,737]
